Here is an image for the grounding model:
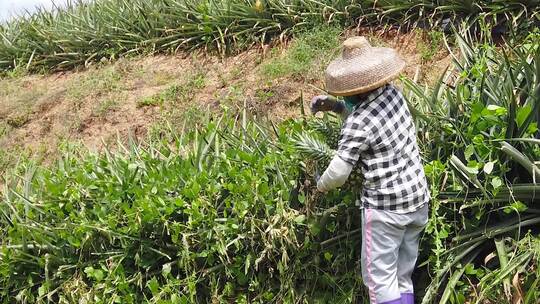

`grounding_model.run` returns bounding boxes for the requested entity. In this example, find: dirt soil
[0,29,451,171]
